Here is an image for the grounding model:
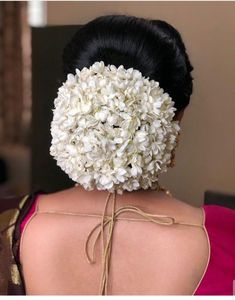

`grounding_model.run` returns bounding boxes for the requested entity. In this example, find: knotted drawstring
[83,190,203,295]
[35,191,204,295]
